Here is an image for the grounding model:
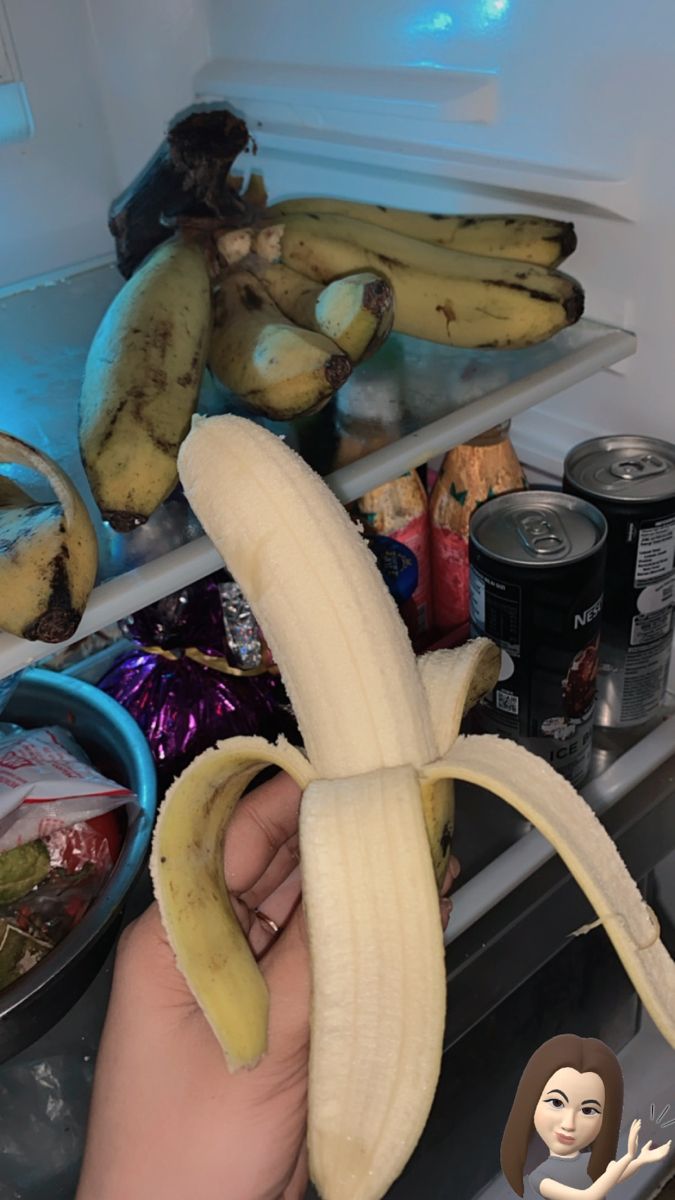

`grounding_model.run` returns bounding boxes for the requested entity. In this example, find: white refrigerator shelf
[0,260,636,681]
